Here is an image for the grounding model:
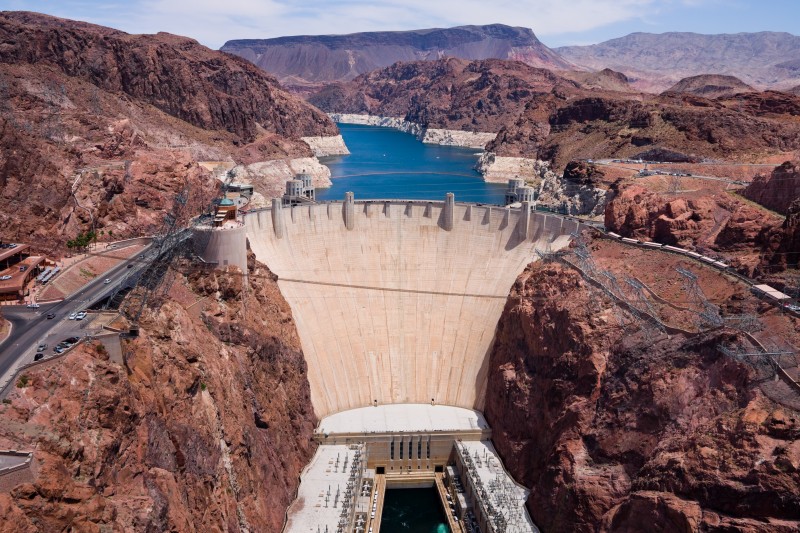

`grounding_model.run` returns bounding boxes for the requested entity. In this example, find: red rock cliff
[485,260,800,532]
[0,11,336,142]
[0,11,337,252]
[0,259,316,532]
